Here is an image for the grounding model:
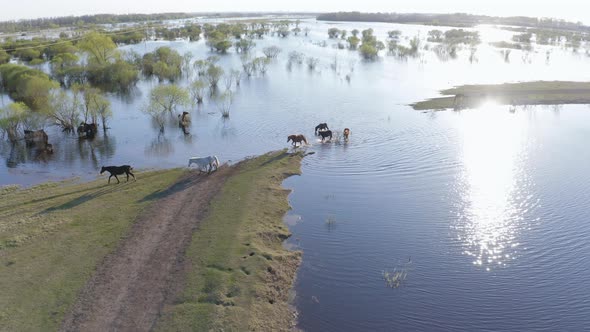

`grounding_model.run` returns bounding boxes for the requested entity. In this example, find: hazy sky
[1,0,586,23]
